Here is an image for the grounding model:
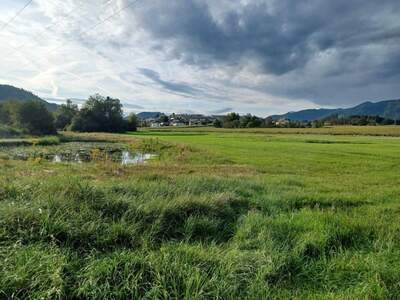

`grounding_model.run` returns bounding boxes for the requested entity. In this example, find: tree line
[2,97,398,136]
[213,112,400,128]
[213,113,315,128]
[213,113,265,128]
[0,94,138,136]
[322,114,400,126]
